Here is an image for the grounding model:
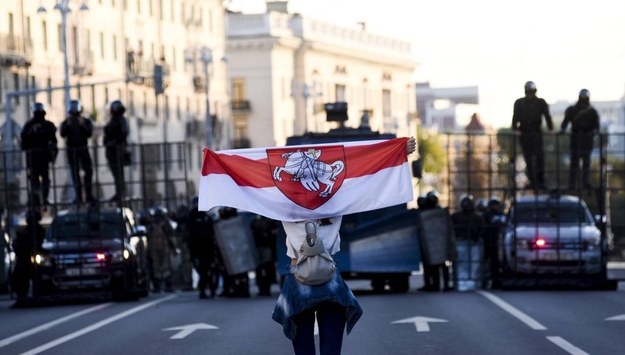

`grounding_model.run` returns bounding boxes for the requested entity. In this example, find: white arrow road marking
[391,316,448,332]
[606,314,625,321]
[163,323,219,339]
